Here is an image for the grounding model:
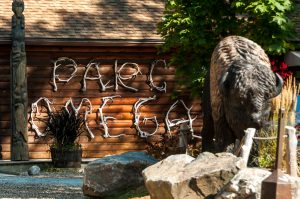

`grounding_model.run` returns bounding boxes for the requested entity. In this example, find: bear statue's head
[219,59,283,139]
